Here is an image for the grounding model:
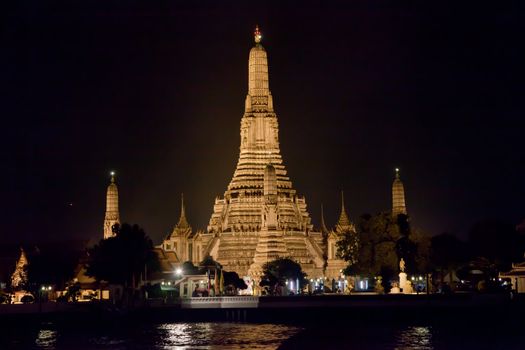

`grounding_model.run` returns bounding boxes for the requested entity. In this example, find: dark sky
[2,1,523,244]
